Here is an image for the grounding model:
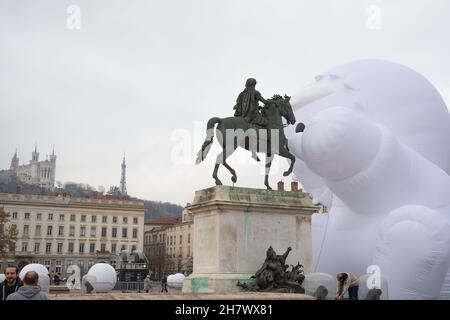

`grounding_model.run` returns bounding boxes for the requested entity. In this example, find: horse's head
[271,94,296,125]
